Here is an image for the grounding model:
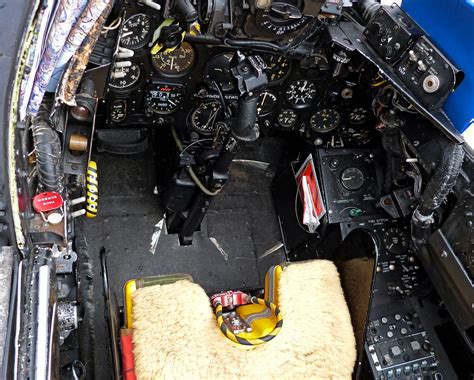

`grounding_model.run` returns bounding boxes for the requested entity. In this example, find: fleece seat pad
[132,260,356,379]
